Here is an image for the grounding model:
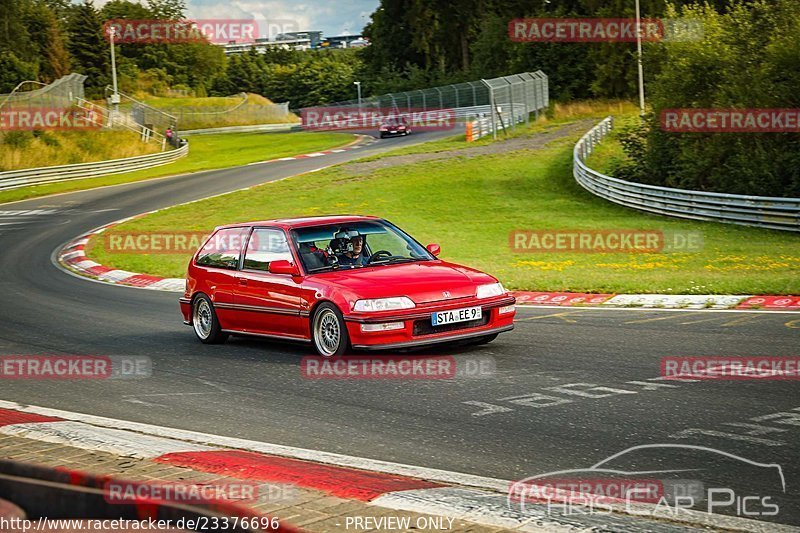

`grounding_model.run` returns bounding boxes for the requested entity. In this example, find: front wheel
[192,294,229,344]
[312,303,349,357]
